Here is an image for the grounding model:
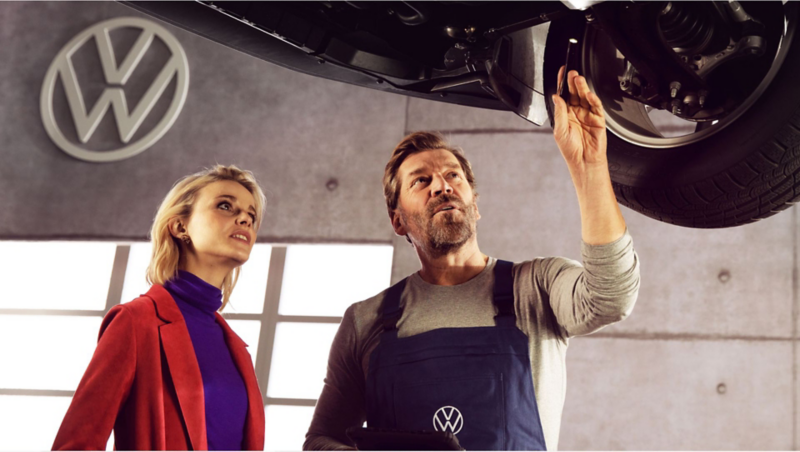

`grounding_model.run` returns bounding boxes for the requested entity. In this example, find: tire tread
[612,105,800,227]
